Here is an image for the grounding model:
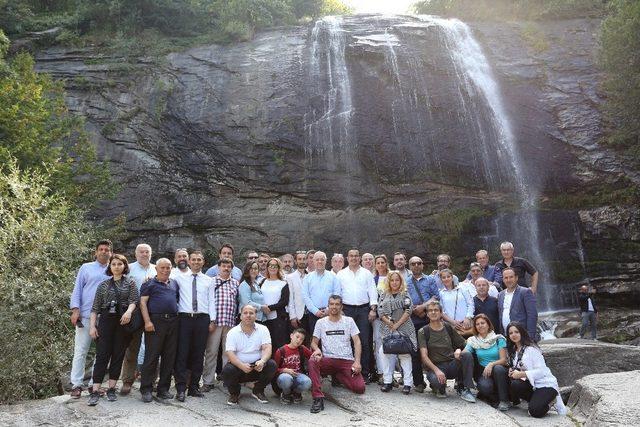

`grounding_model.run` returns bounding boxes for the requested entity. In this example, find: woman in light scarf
[461,314,510,411]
